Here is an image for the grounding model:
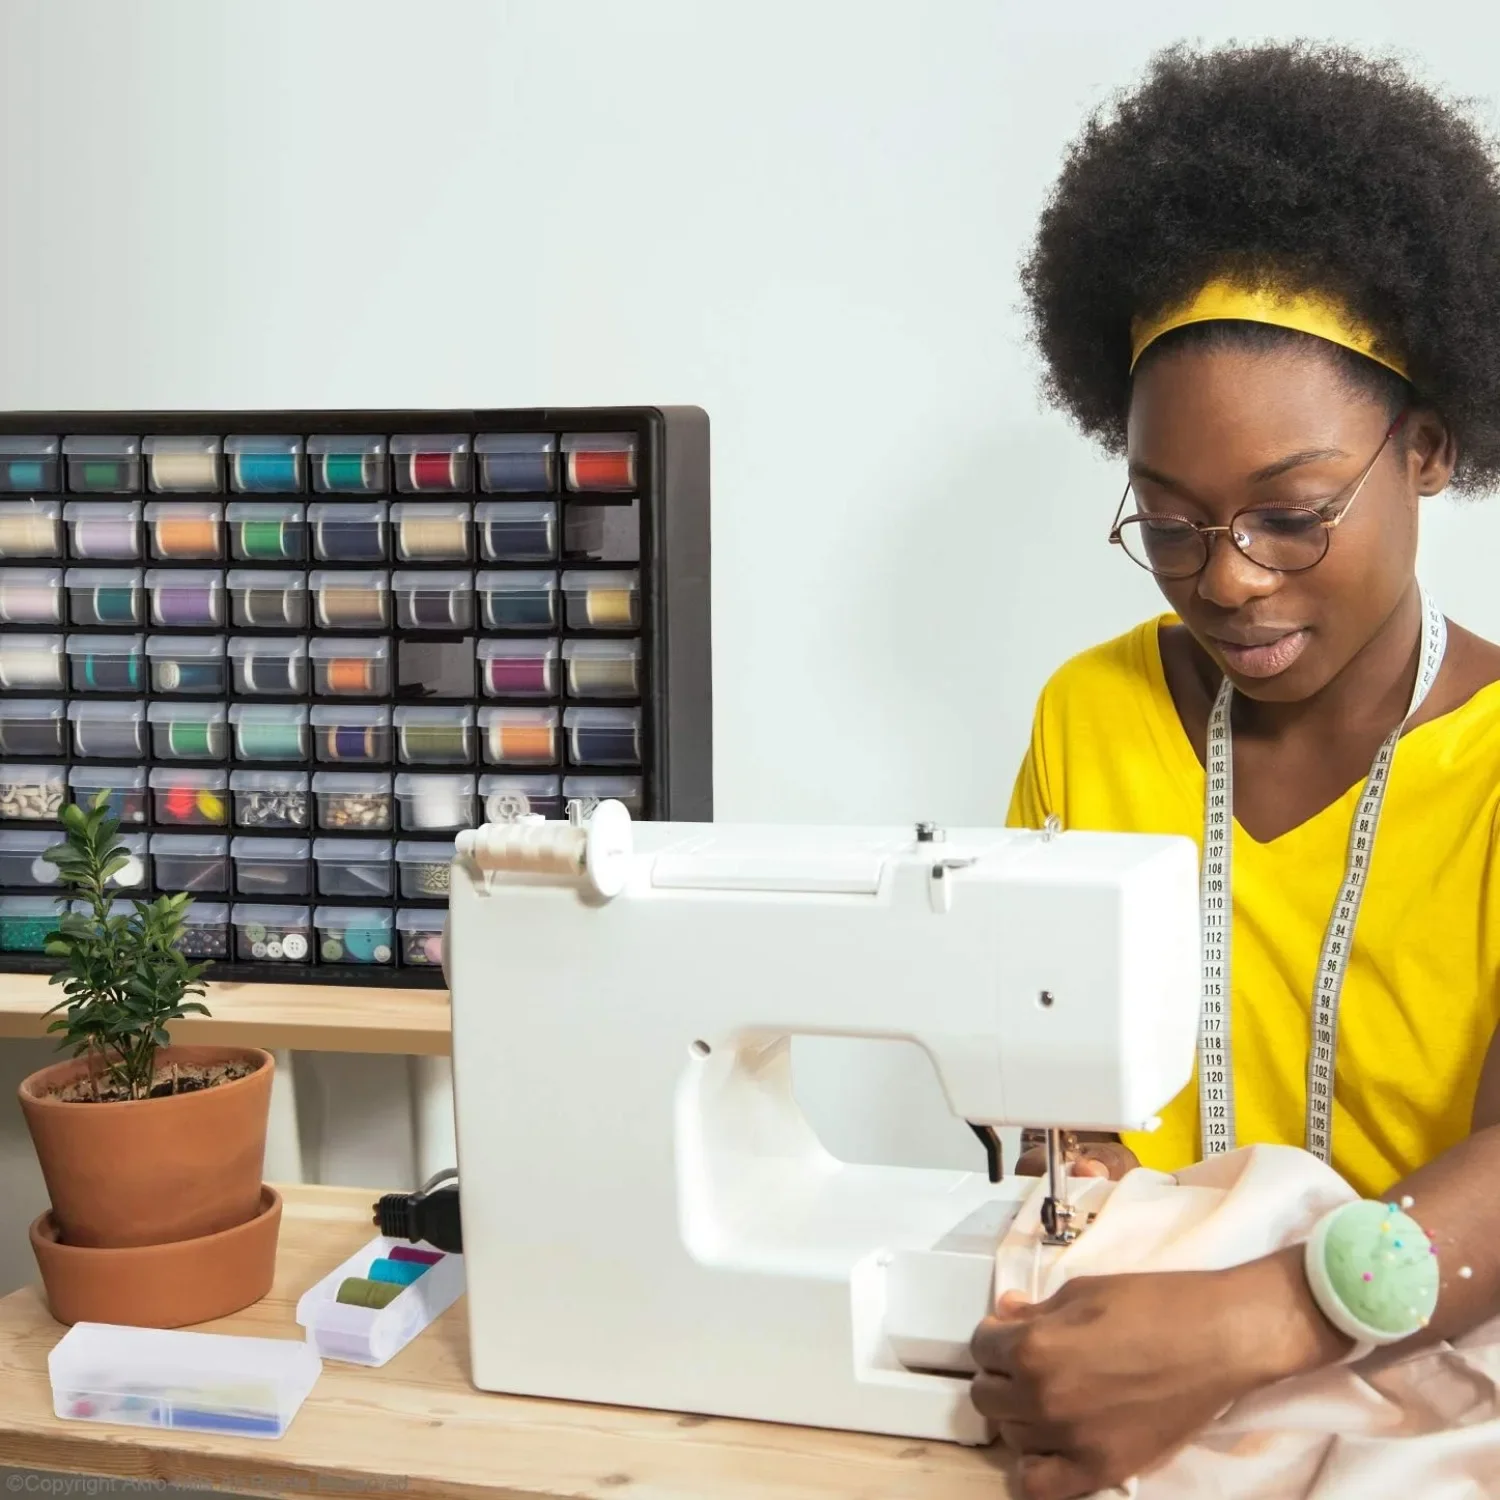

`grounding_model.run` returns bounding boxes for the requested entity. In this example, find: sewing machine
[445,807,1200,1444]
